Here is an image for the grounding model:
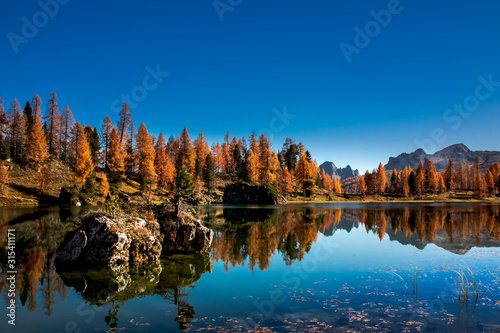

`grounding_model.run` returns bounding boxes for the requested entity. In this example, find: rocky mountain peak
[385,143,499,172]
[319,162,359,181]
